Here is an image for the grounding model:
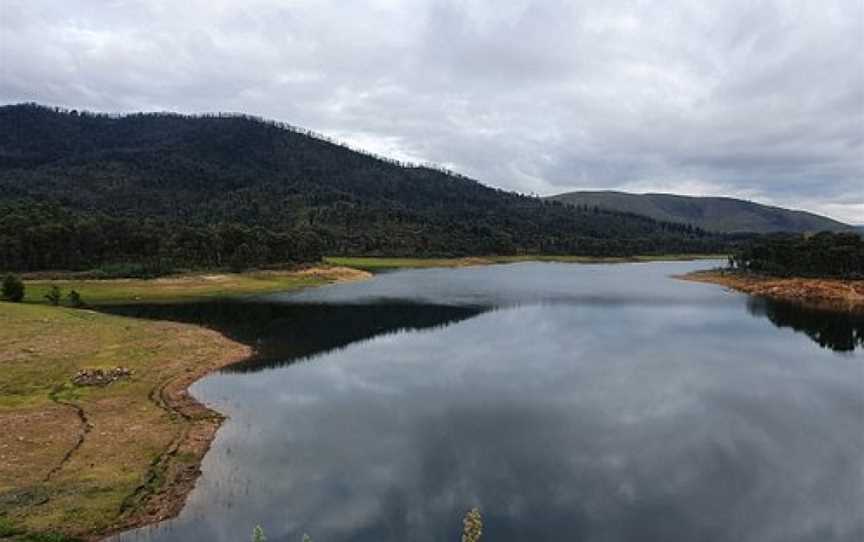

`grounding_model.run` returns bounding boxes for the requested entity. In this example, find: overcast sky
[1,0,862,222]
